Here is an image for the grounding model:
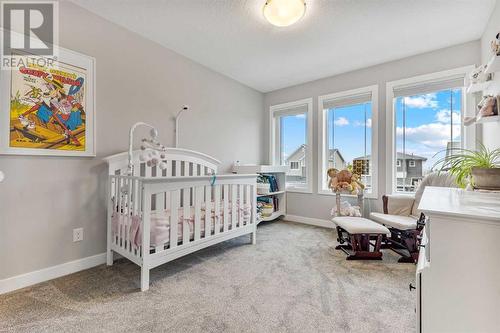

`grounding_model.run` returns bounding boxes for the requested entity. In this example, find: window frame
[409,160,416,168]
[317,85,379,198]
[269,98,313,193]
[385,66,475,195]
